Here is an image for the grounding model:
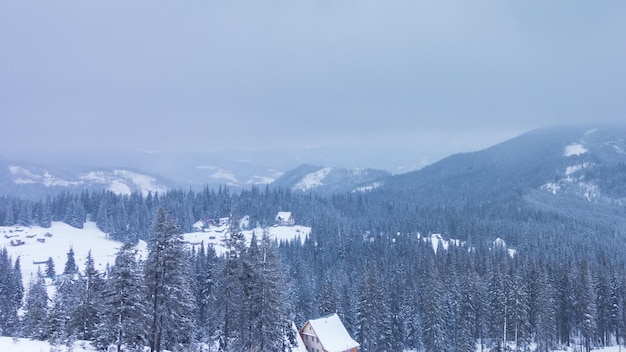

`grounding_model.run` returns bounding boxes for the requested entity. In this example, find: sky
[1,1,625,172]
